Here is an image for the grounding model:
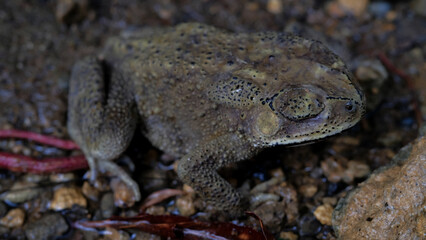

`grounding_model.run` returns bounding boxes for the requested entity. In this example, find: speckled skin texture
[67,23,365,216]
